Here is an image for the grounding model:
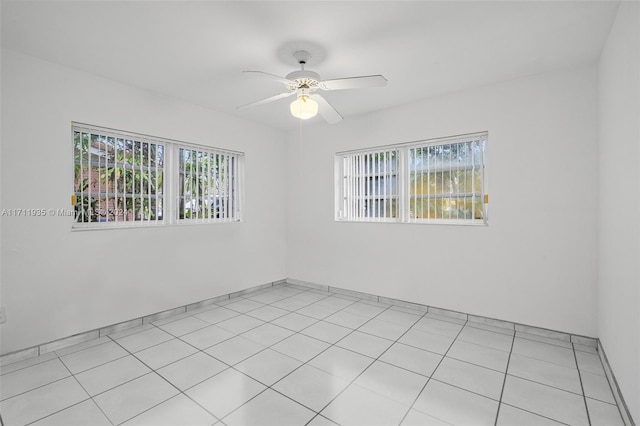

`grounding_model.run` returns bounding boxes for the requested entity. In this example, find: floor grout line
[135,286,361,425]
[2,285,619,426]
[28,357,116,426]
[213,290,375,424]
[206,295,406,424]
[398,318,468,426]
[108,328,223,425]
[493,329,516,425]
[289,303,427,425]
[497,402,573,426]
[2,286,323,425]
[573,343,593,426]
